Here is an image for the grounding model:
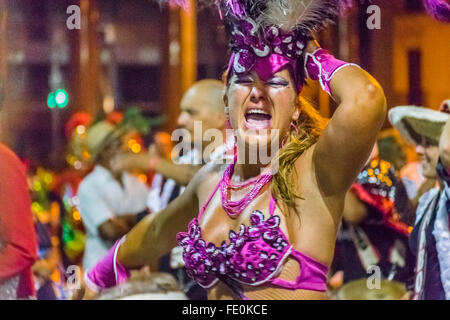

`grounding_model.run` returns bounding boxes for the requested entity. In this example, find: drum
[335,278,407,300]
[97,272,187,300]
